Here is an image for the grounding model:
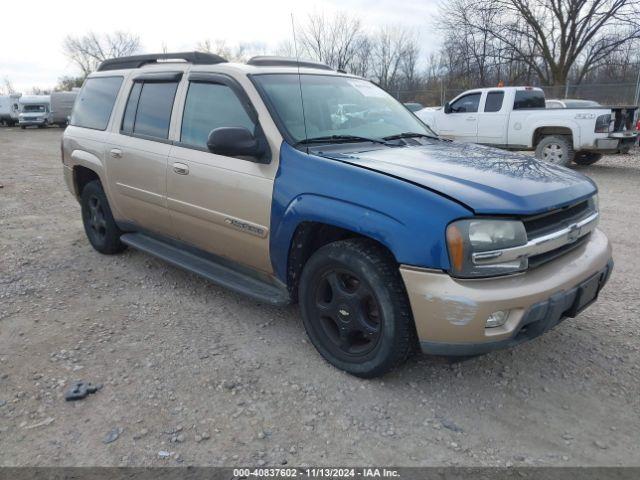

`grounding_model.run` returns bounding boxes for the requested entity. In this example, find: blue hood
[317,141,597,215]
